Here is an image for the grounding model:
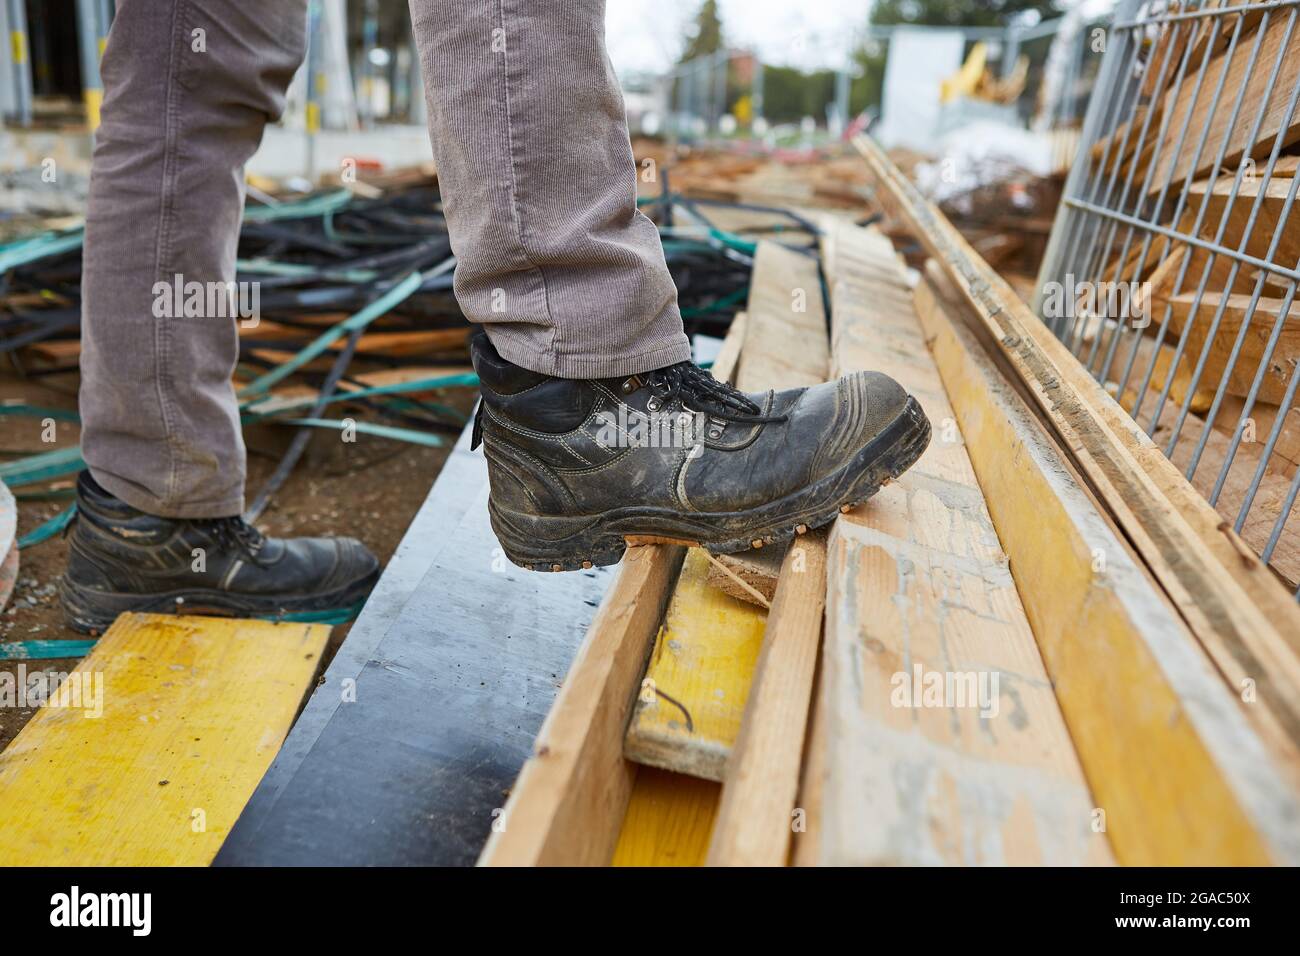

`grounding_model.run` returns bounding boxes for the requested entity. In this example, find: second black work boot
[470,332,931,571]
[59,471,380,633]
